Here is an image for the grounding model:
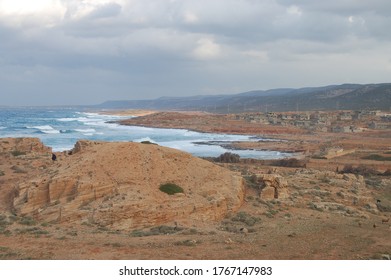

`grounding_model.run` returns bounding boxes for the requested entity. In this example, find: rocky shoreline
[1,110,390,259]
